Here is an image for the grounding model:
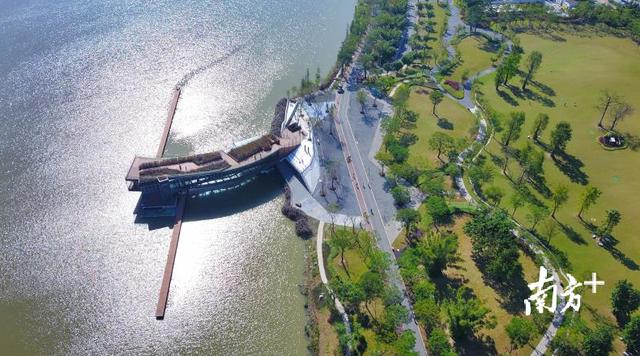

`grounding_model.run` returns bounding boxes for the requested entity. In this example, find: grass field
[475,31,640,321]
[441,216,540,355]
[406,86,477,166]
[449,35,498,82]
[317,306,340,355]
